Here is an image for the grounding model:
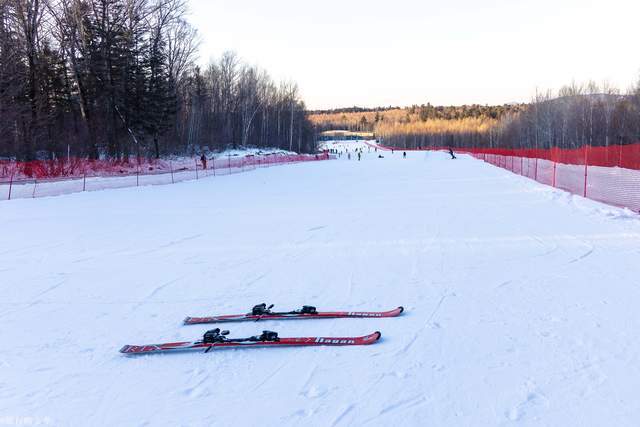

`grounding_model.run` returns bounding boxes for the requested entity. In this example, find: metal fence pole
[8,173,13,200]
[583,145,589,198]
[195,159,199,180]
[170,160,174,184]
